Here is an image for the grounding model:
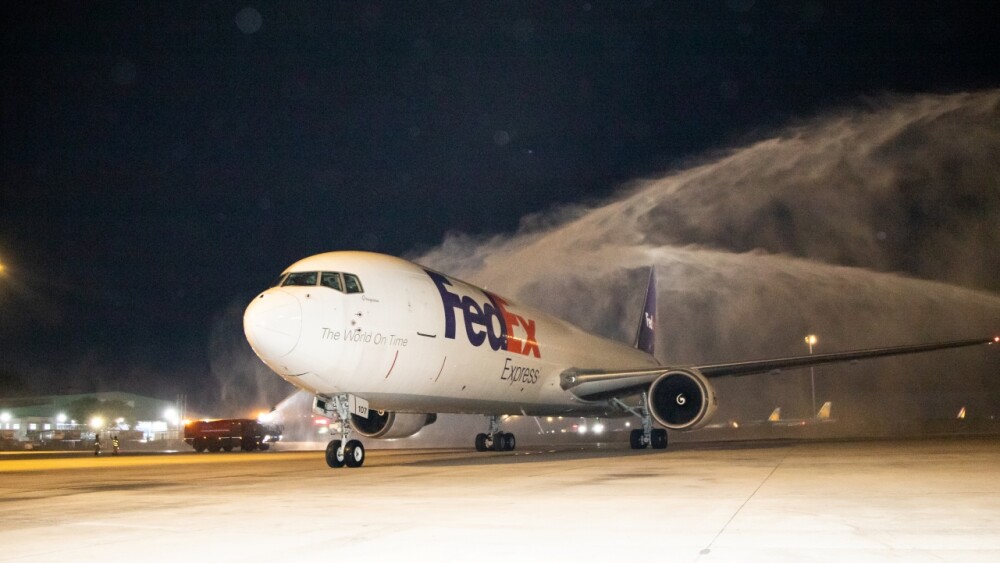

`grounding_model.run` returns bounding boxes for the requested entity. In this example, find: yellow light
[805,335,818,345]
[89,416,105,429]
